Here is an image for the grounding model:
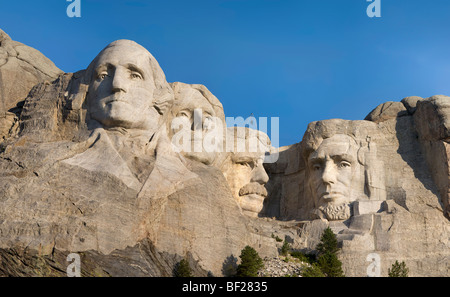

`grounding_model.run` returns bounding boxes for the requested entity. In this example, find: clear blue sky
[1,0,450,147]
